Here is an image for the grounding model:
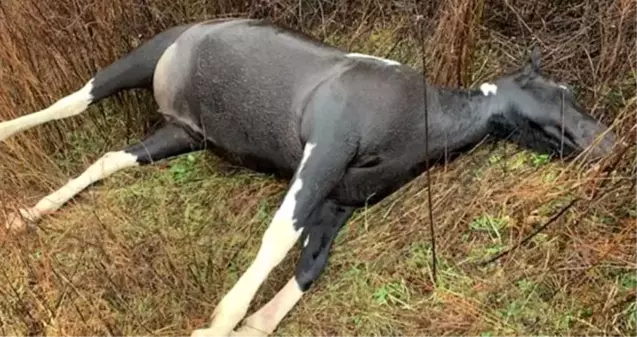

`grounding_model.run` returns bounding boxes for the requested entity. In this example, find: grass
[1,0,636,336]
[4,136,633,335]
